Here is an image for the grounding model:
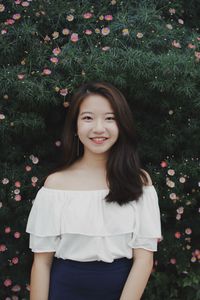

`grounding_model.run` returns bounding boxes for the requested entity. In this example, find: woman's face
[77,94,119,156]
